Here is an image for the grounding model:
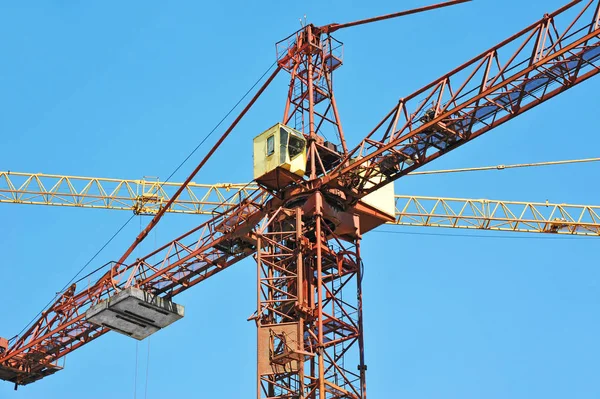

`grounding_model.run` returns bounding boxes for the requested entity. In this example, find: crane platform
[86,287,184,340]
